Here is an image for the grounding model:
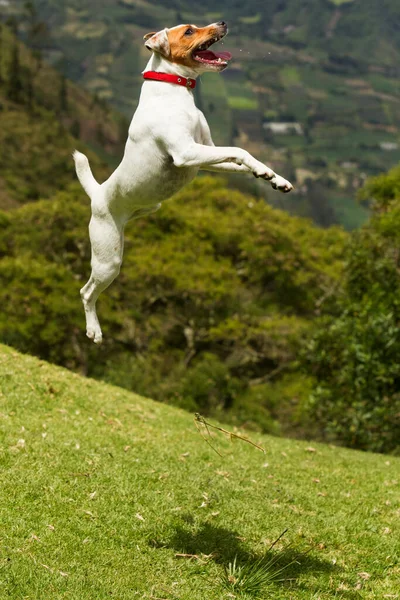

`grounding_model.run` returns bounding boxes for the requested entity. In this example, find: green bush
[303,165,400,454]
